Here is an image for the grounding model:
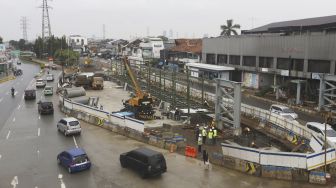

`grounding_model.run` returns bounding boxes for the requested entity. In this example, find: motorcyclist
[11,87,15,96]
